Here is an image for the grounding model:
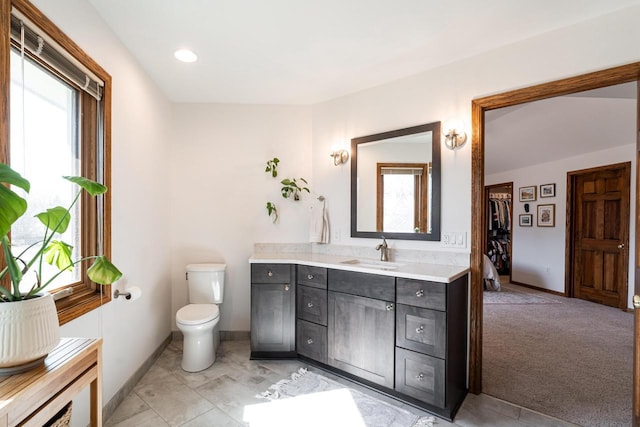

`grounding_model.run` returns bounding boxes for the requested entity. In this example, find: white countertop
[250,252,469,283]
